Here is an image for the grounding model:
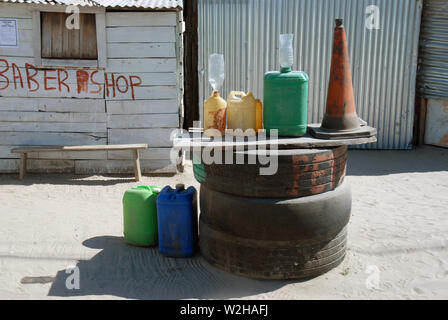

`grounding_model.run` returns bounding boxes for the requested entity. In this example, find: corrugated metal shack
[417,0,448,148]
[198,0,423,149]
[0,0,183,174]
